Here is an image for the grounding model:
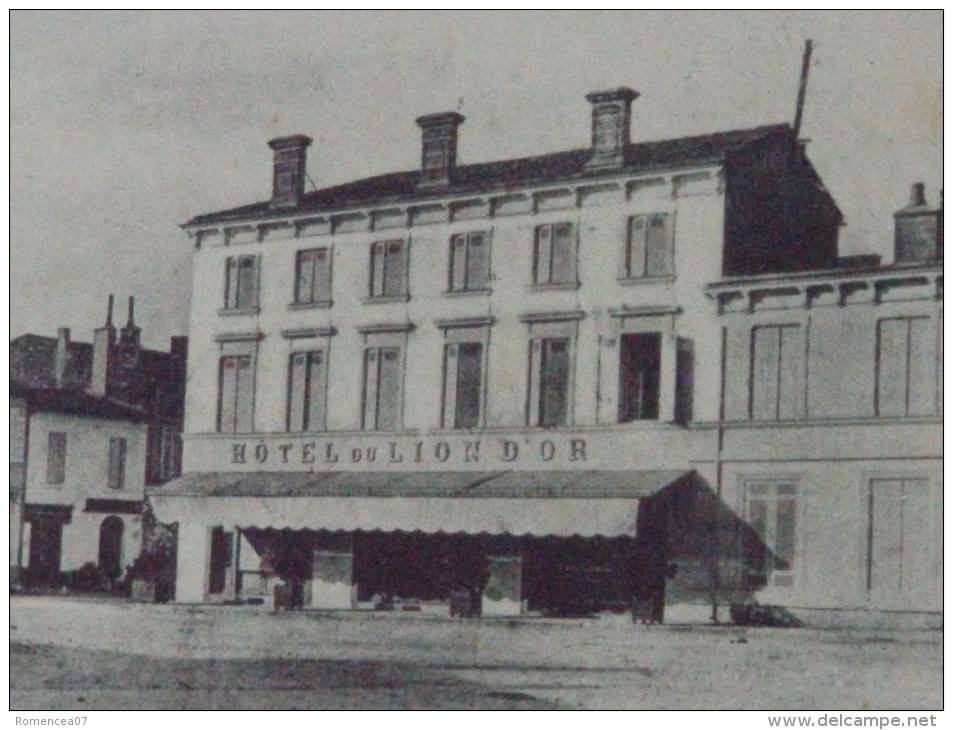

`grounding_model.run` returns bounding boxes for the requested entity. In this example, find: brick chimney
[89,295,116,397]
[267,135,313,209]
[894,182,942,263]
[416,112,465,188]
[54,328,70,388]
[584,87,639,170]
[118,296,142,367]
